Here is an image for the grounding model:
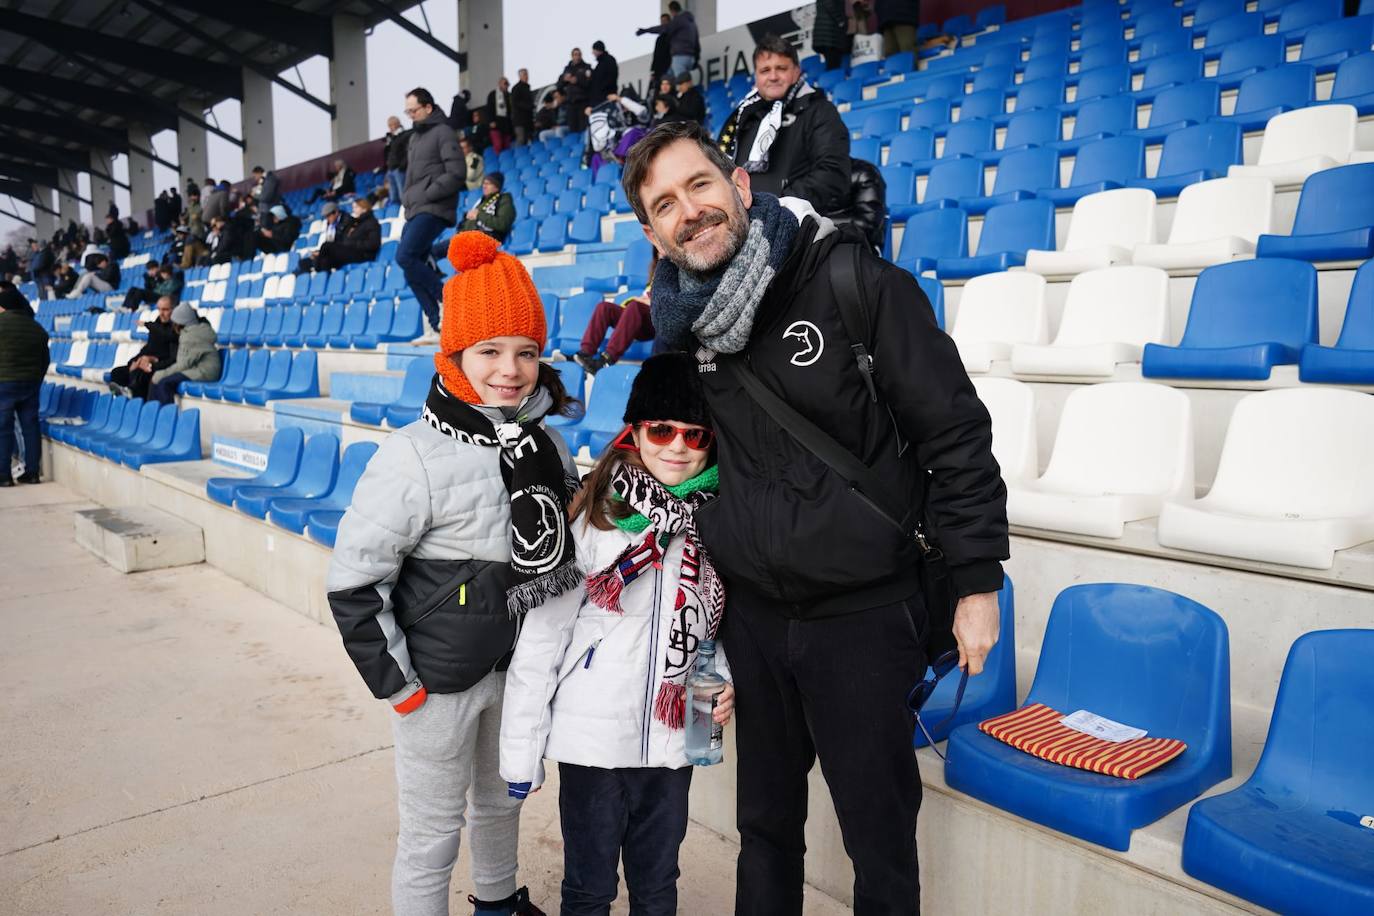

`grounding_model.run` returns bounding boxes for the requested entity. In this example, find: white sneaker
[416,329,440,345]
